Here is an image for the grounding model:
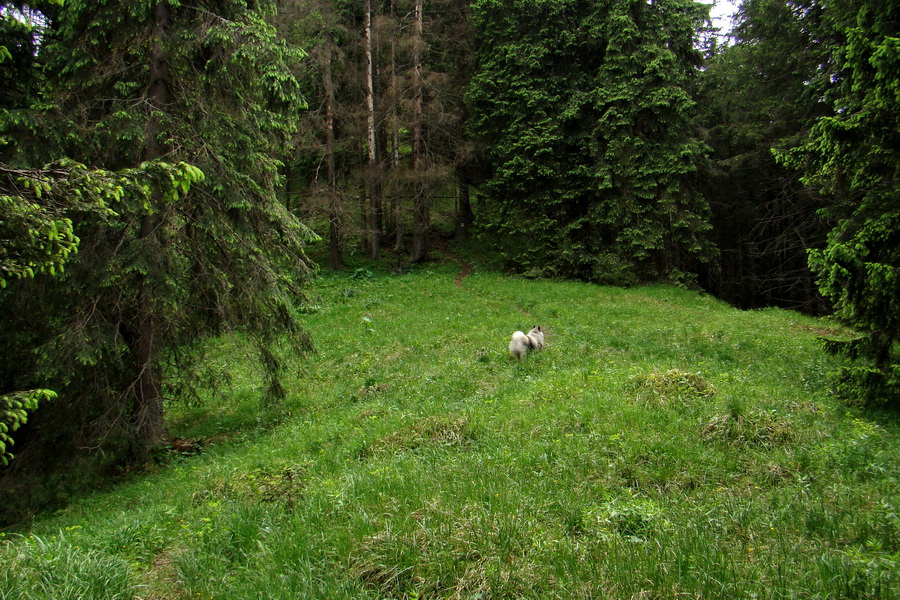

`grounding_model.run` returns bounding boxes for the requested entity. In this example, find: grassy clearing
[2,260,898,599]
